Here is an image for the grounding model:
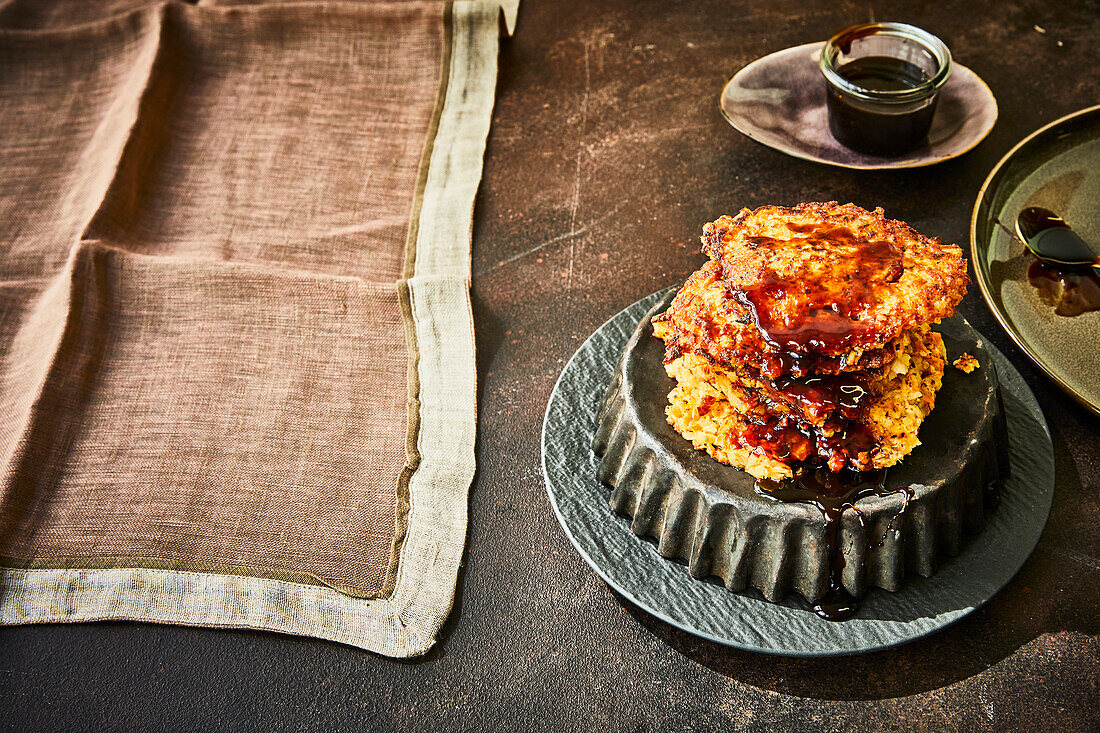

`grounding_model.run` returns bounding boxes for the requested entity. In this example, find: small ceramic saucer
[720,42,998,170]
